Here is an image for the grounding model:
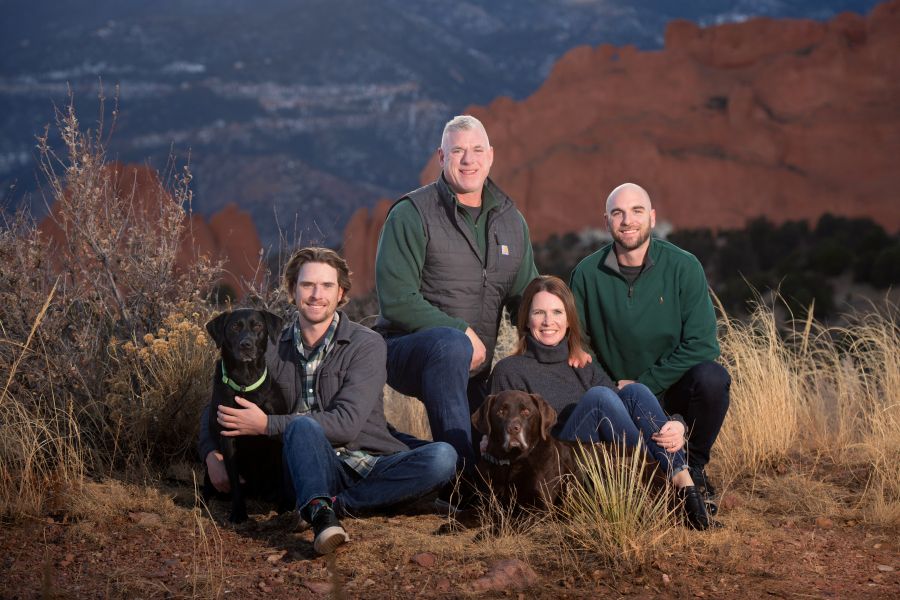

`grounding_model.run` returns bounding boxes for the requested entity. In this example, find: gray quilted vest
[380,176,527,369]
